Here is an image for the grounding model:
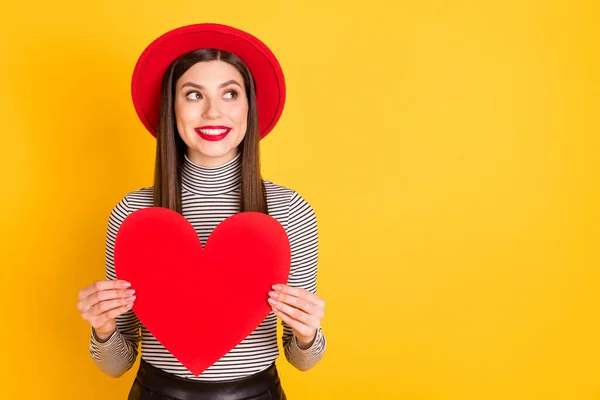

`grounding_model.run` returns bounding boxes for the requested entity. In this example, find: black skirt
[128,358,287,400]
